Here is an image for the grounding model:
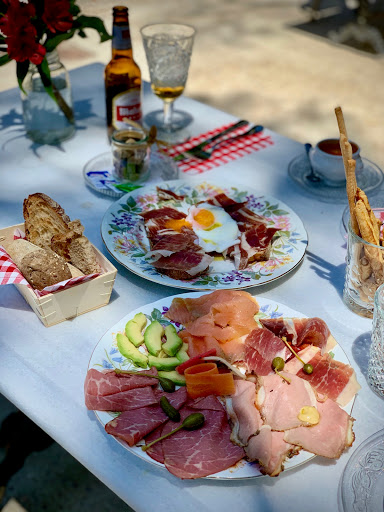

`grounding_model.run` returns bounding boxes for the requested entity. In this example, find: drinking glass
[368,283,384,397]
[140,23,196,136]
